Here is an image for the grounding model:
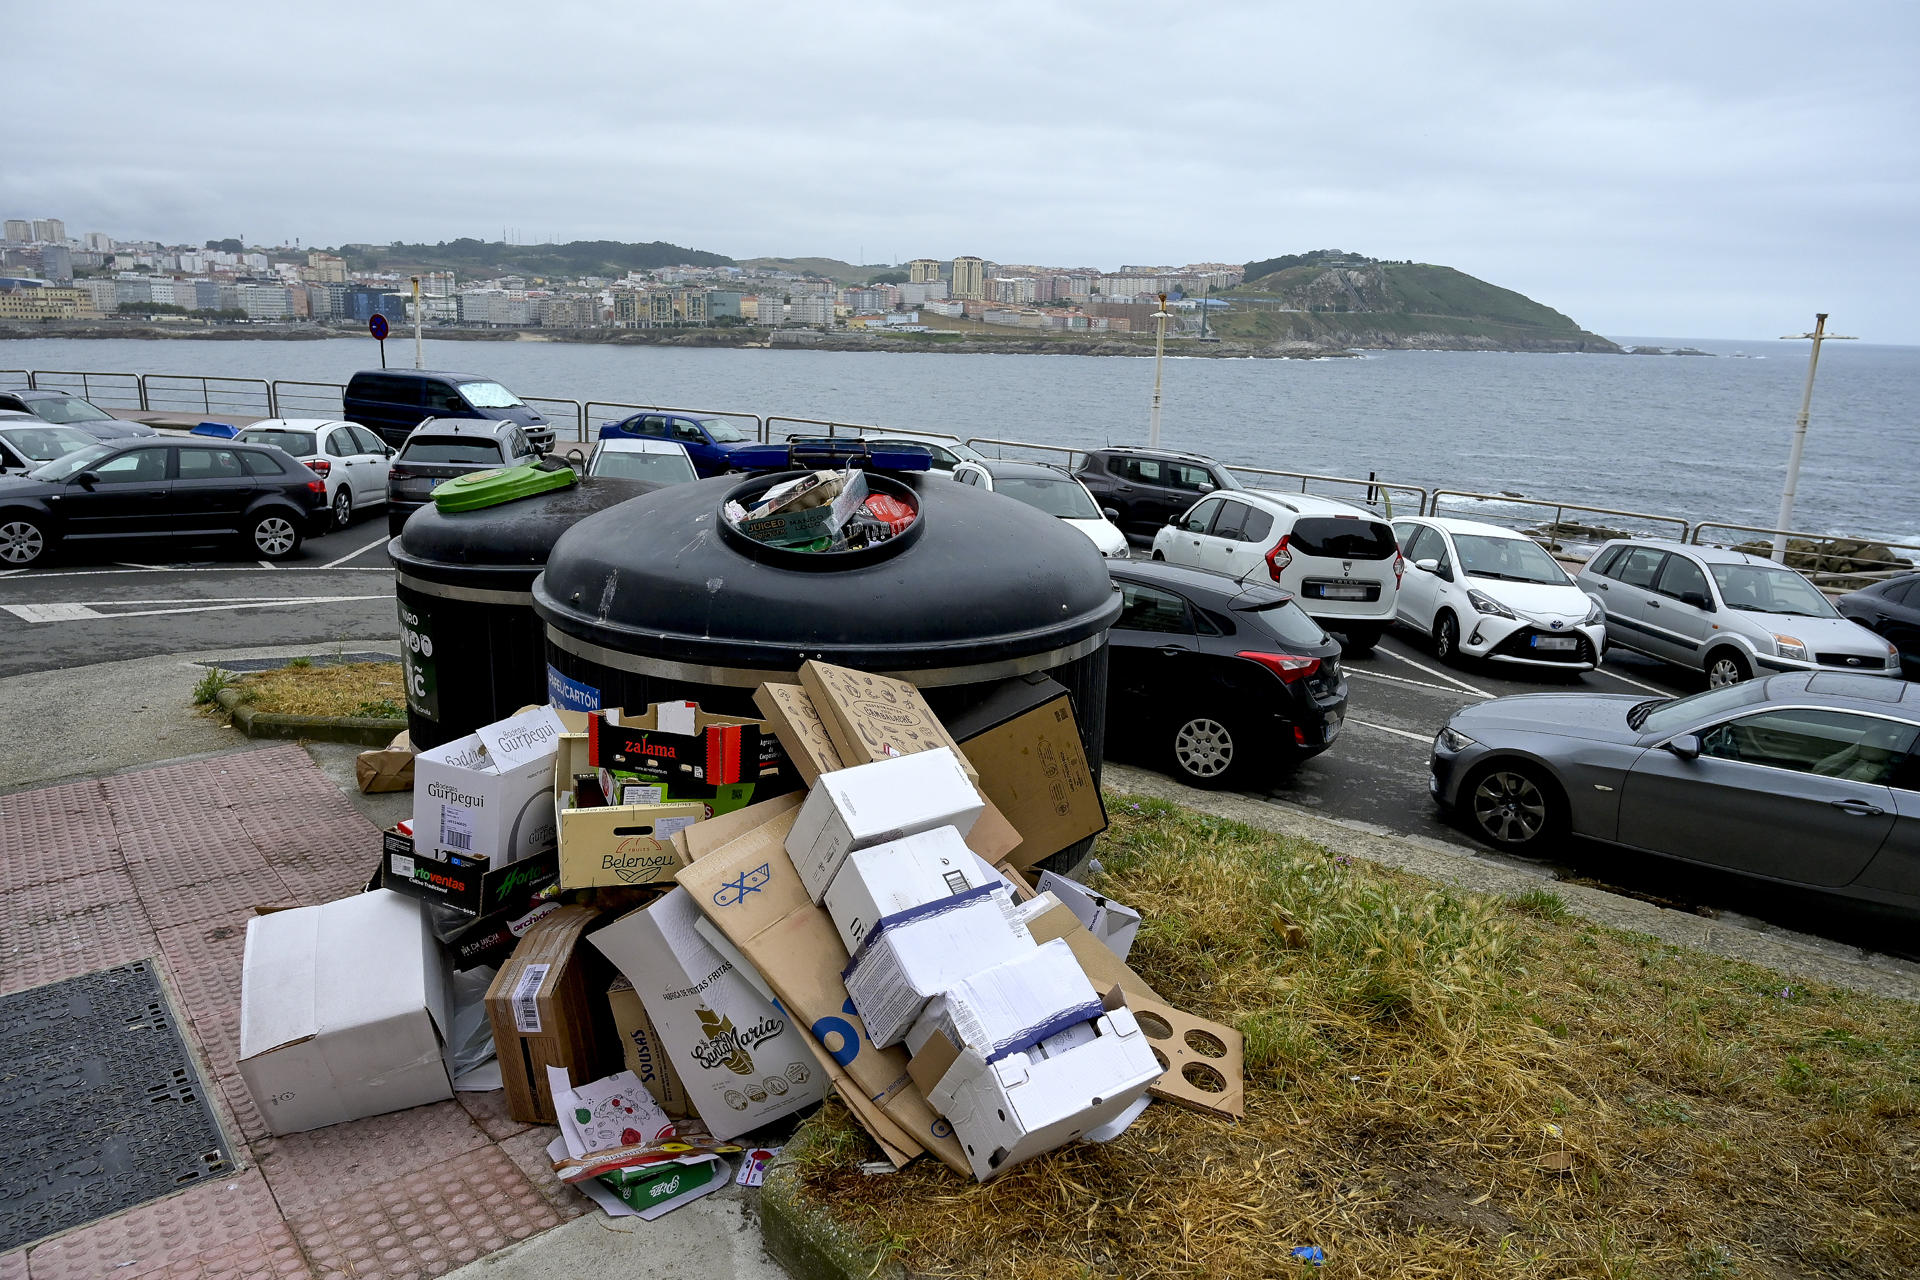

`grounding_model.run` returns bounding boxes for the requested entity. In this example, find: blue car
[598,412,765,477]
